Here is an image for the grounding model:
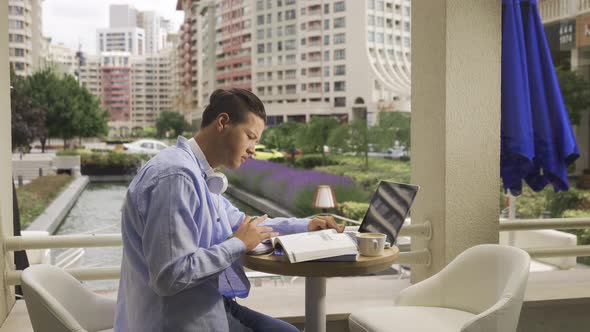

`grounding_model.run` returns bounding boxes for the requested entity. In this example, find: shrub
[224,159,368,217]
[295,154,336,169]
[268,156,287,164]
[80,152,150,175]
[338,201,370,222]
